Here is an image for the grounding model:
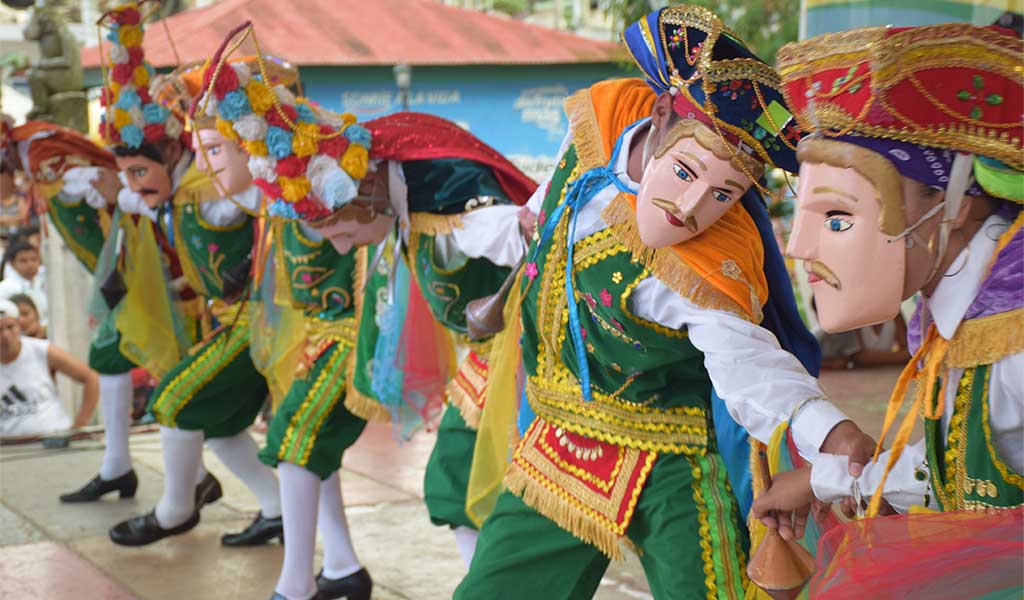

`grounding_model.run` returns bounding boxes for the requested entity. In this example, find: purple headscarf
[837,135,984,196]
